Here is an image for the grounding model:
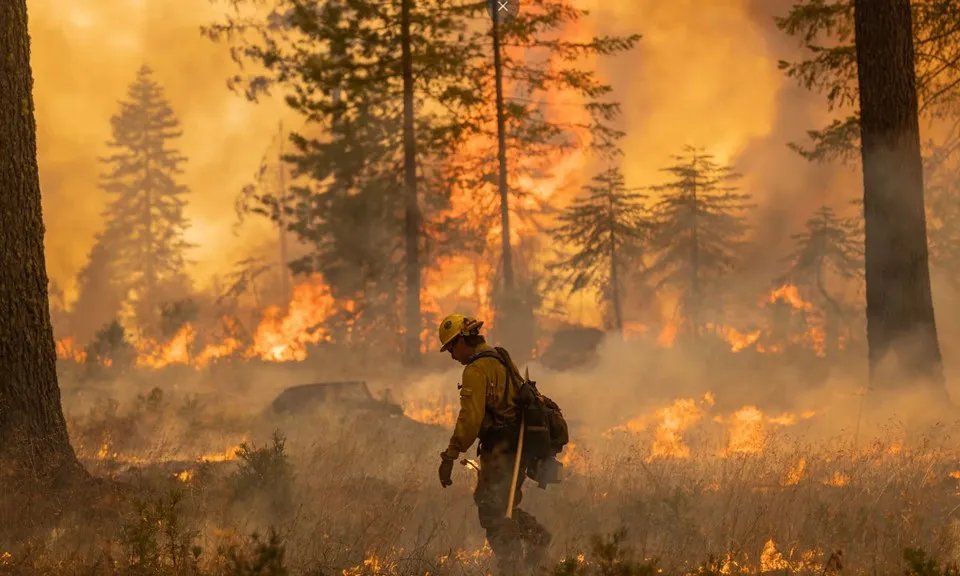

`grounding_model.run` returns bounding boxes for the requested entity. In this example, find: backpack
[468,347,570,474]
